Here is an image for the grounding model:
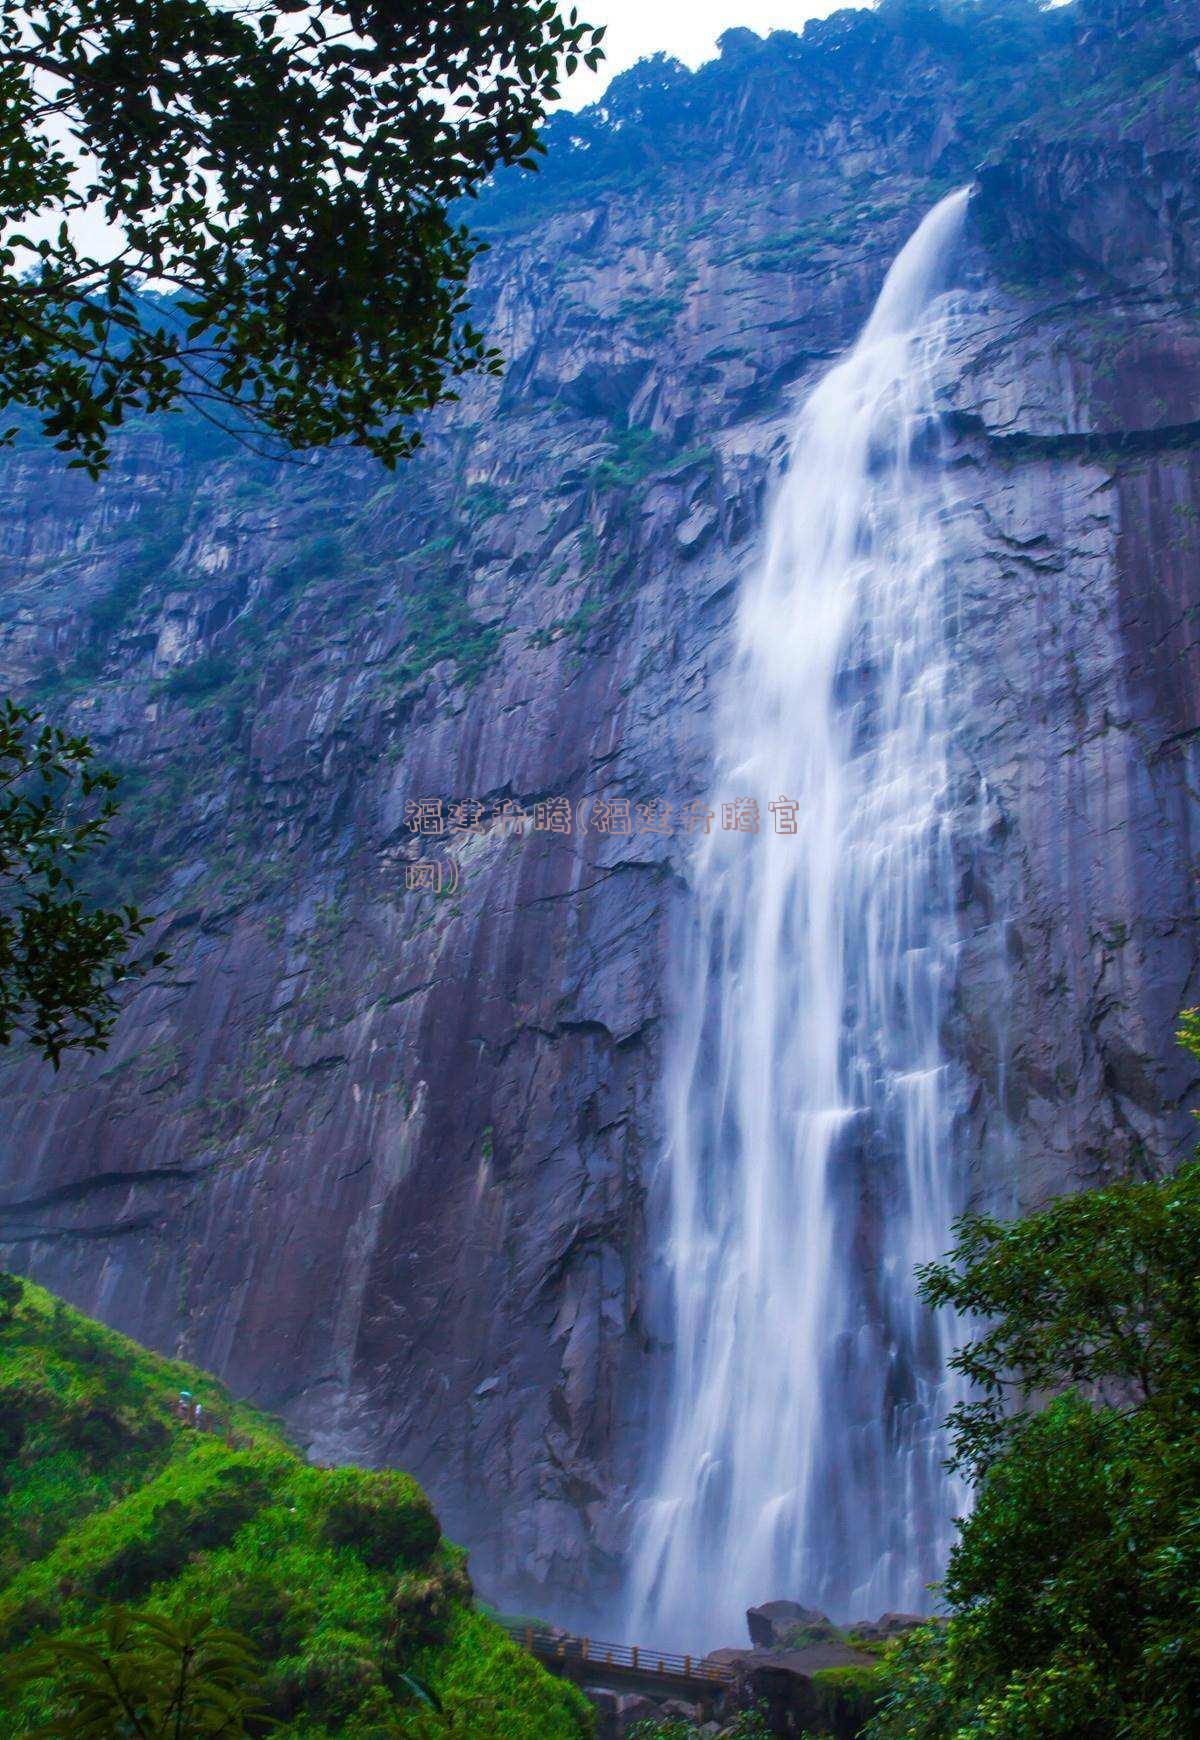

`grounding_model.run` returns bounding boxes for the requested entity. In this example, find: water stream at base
[626,189,975,1651]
